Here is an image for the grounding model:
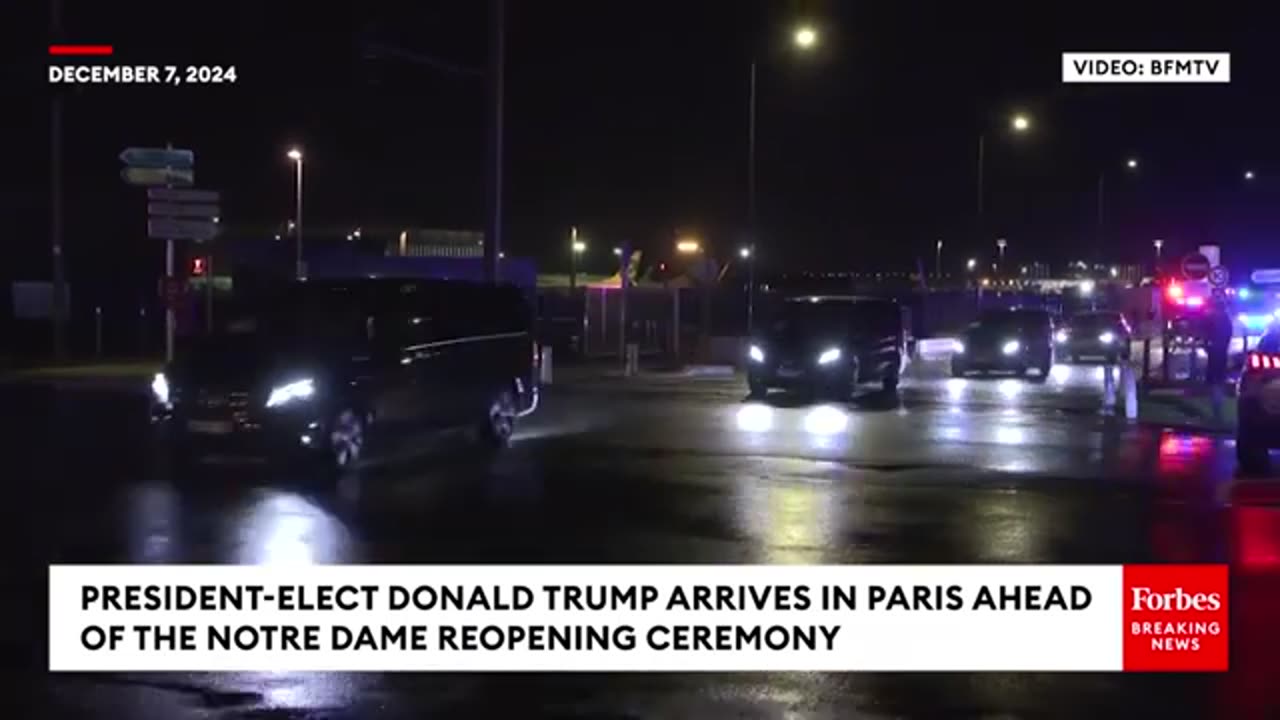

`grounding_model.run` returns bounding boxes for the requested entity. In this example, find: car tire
[882,373,899,393]
[1237,425,1272,475]
[476,388,517,450]
[950,360,965,378]
[747,377,768,399]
